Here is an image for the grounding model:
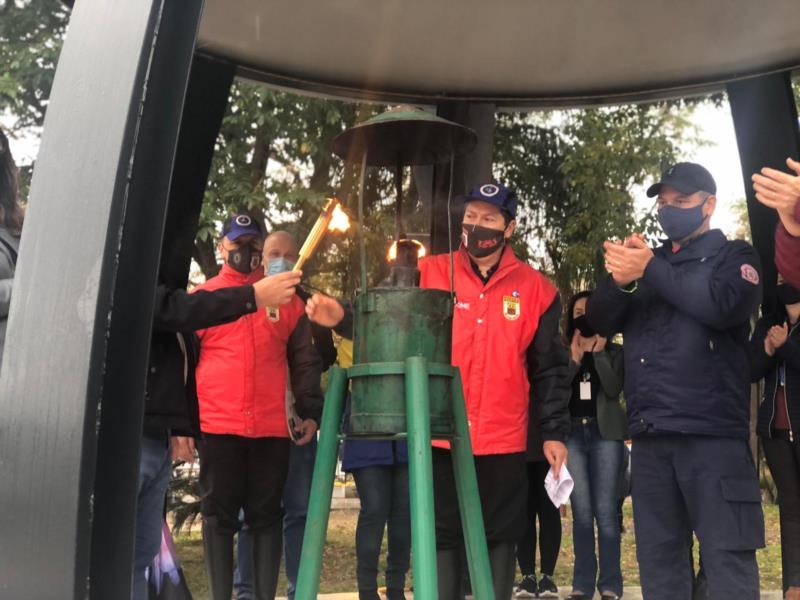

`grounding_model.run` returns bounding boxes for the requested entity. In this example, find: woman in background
[565,291,627,600]
[0,127,24,369]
